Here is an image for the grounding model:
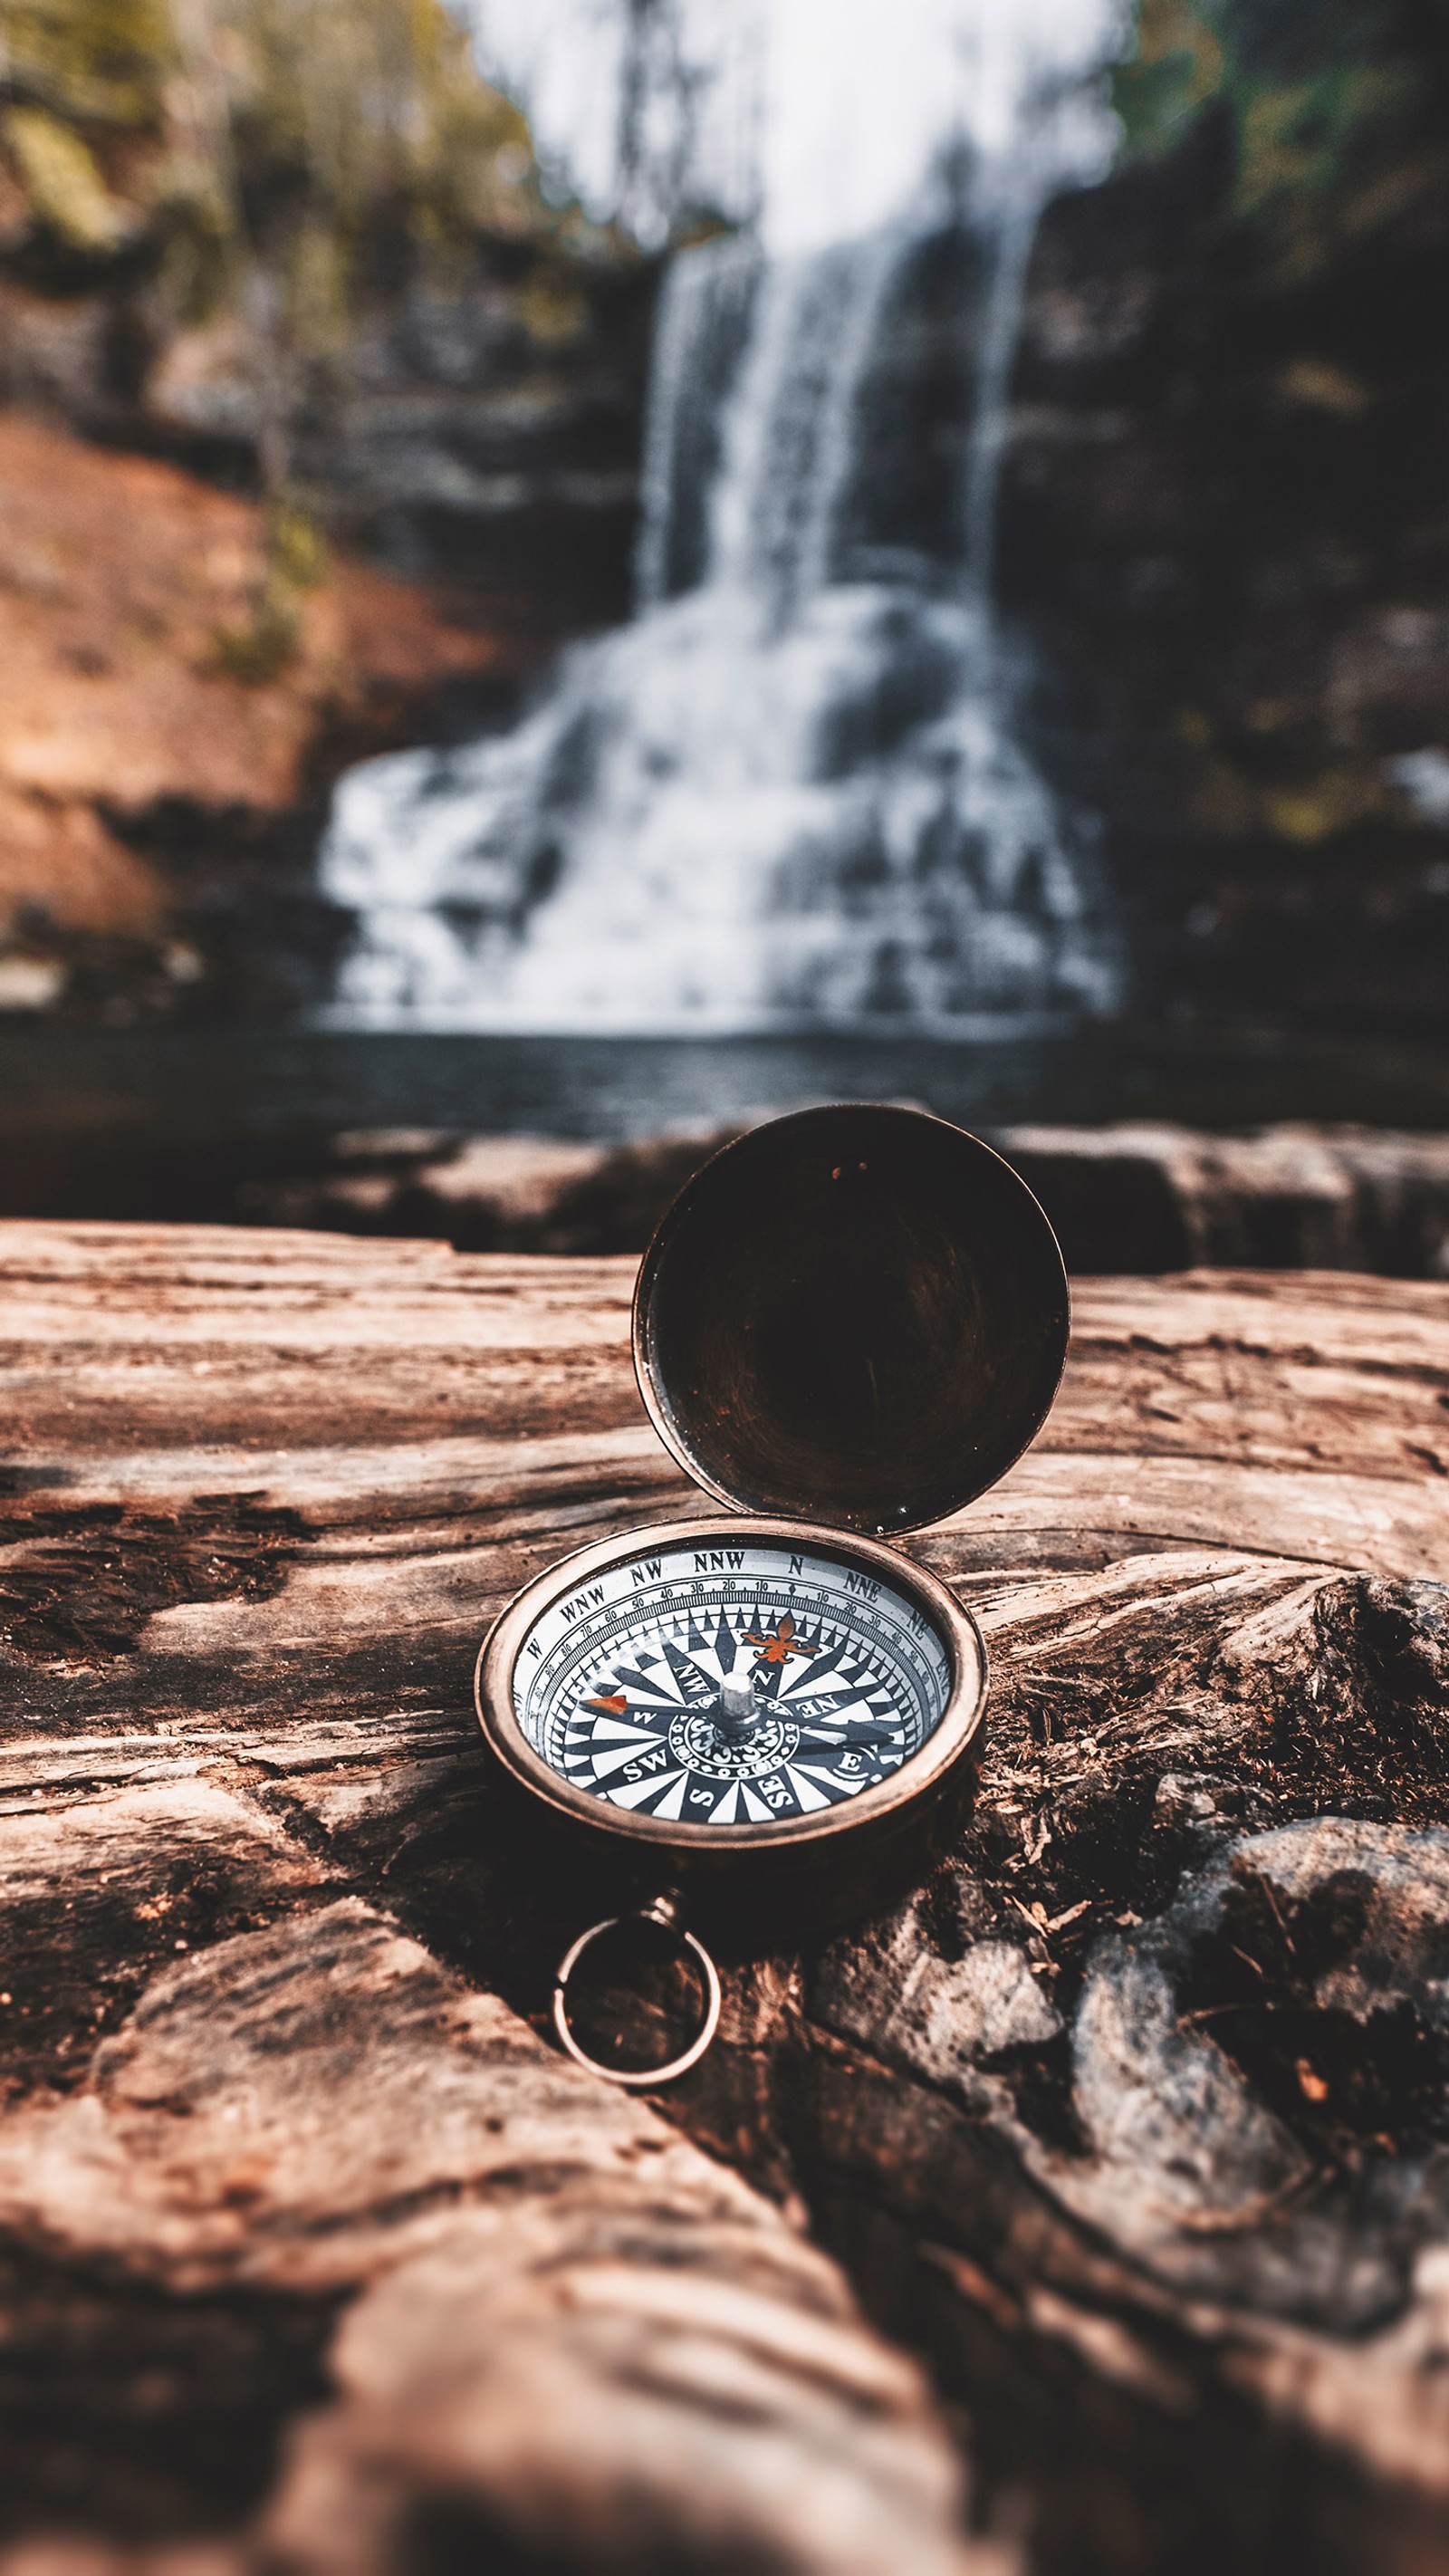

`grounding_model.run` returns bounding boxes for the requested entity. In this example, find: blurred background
[2,0,1448,1263]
